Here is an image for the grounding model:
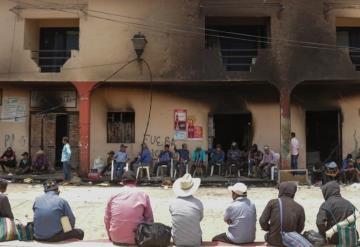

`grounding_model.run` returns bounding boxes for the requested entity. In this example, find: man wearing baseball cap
[212,182,256,244]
